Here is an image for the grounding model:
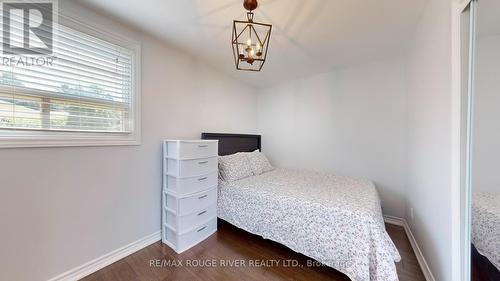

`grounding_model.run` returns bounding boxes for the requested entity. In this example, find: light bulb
[246,38,252,47]
[256,43,263,57]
